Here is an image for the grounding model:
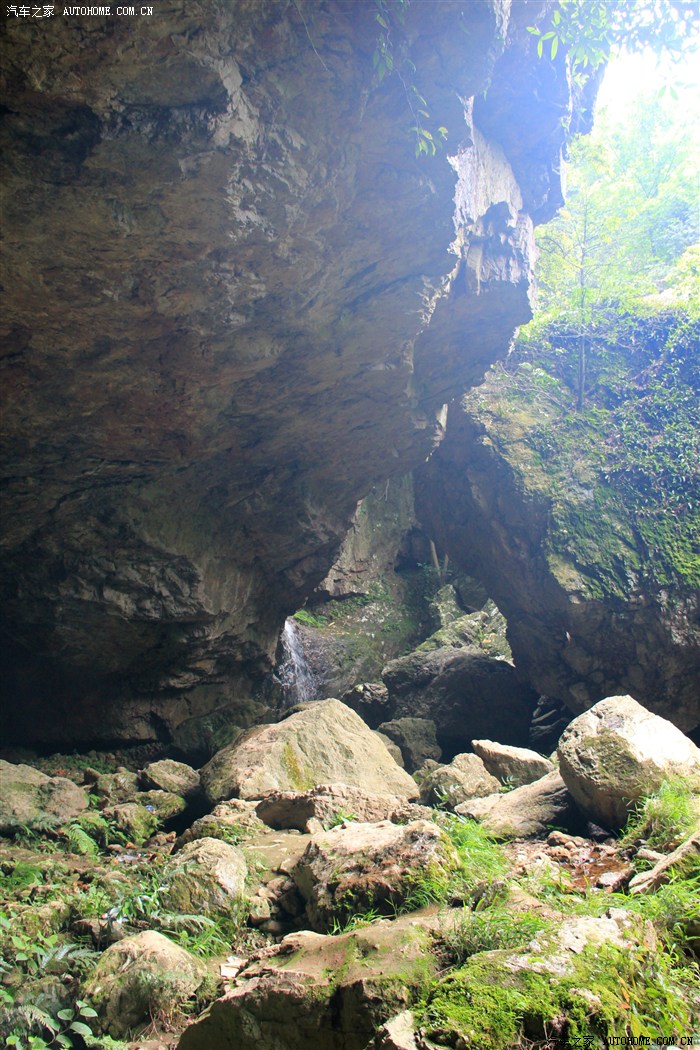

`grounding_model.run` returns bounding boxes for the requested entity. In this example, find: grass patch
[620,775,700,855]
